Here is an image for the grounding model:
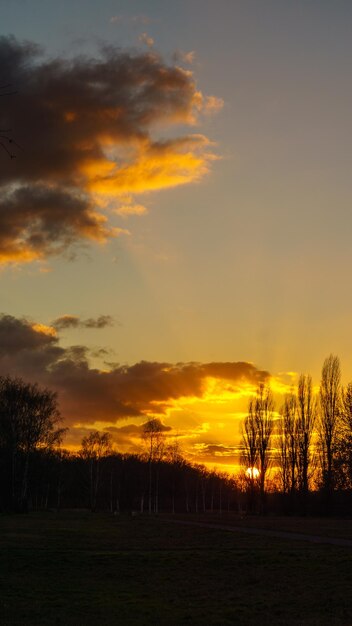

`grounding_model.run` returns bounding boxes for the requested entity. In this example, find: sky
[0,0,352,472]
